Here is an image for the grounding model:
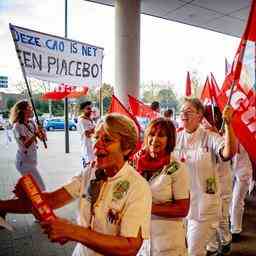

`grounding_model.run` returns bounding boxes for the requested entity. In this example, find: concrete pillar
[115,0,140,106]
